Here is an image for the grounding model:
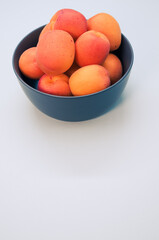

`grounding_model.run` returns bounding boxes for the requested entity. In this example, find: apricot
[36,30,75,76]
[69,65,110,96]
[51,73,69,83]
[103,53,123,84]
[50,10,60,22]
[19,47,44,79]
[39,21,55,39]
[37,73,71,96]
[50,9,87,40]
[75,30,110,67]
[65,62,80,77]
[87,13,121,51]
